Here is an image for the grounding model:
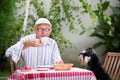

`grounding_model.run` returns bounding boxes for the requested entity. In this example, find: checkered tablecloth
[8,67,96,80]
